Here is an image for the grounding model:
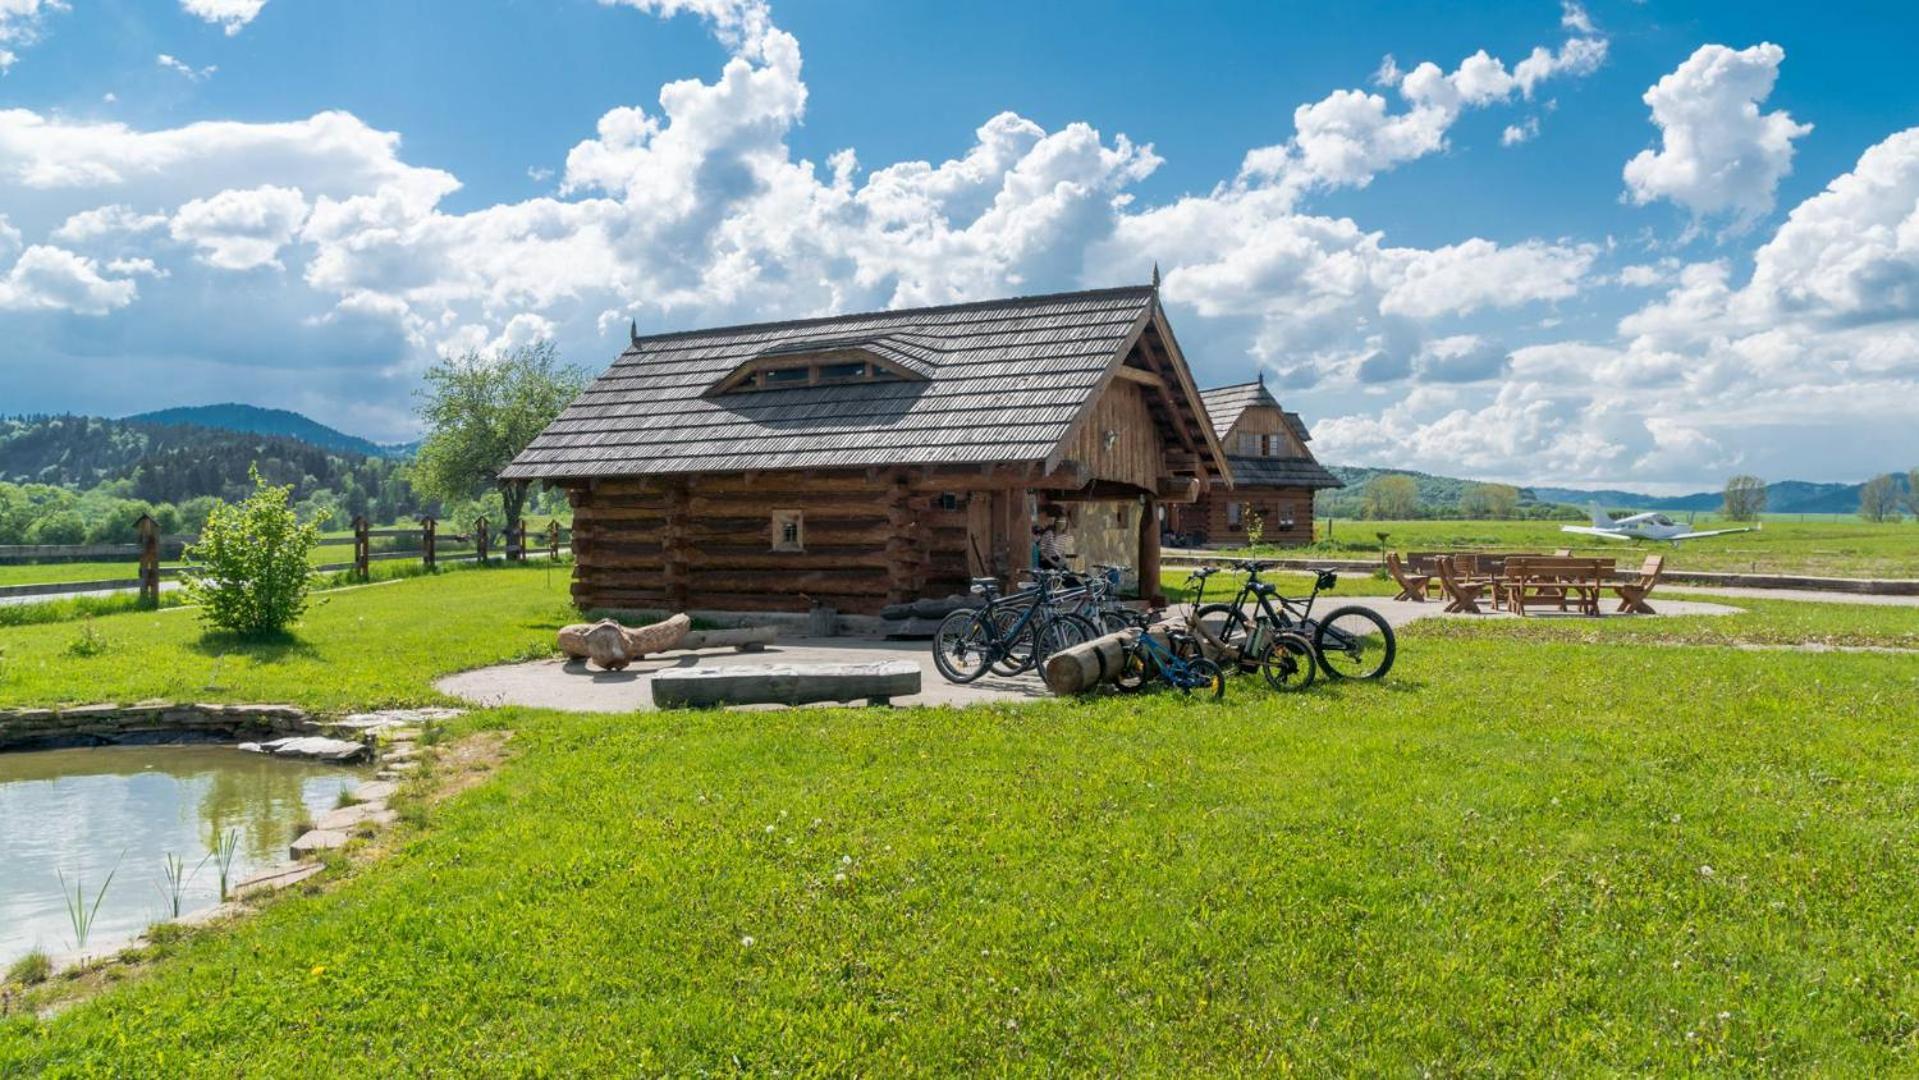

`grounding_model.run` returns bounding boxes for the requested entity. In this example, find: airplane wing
[1670,526,1757,541]
[1560,526,1632,540]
